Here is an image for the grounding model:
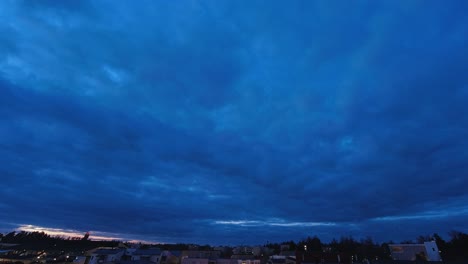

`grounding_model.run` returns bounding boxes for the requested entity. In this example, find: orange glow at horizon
[17,224,124,241]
